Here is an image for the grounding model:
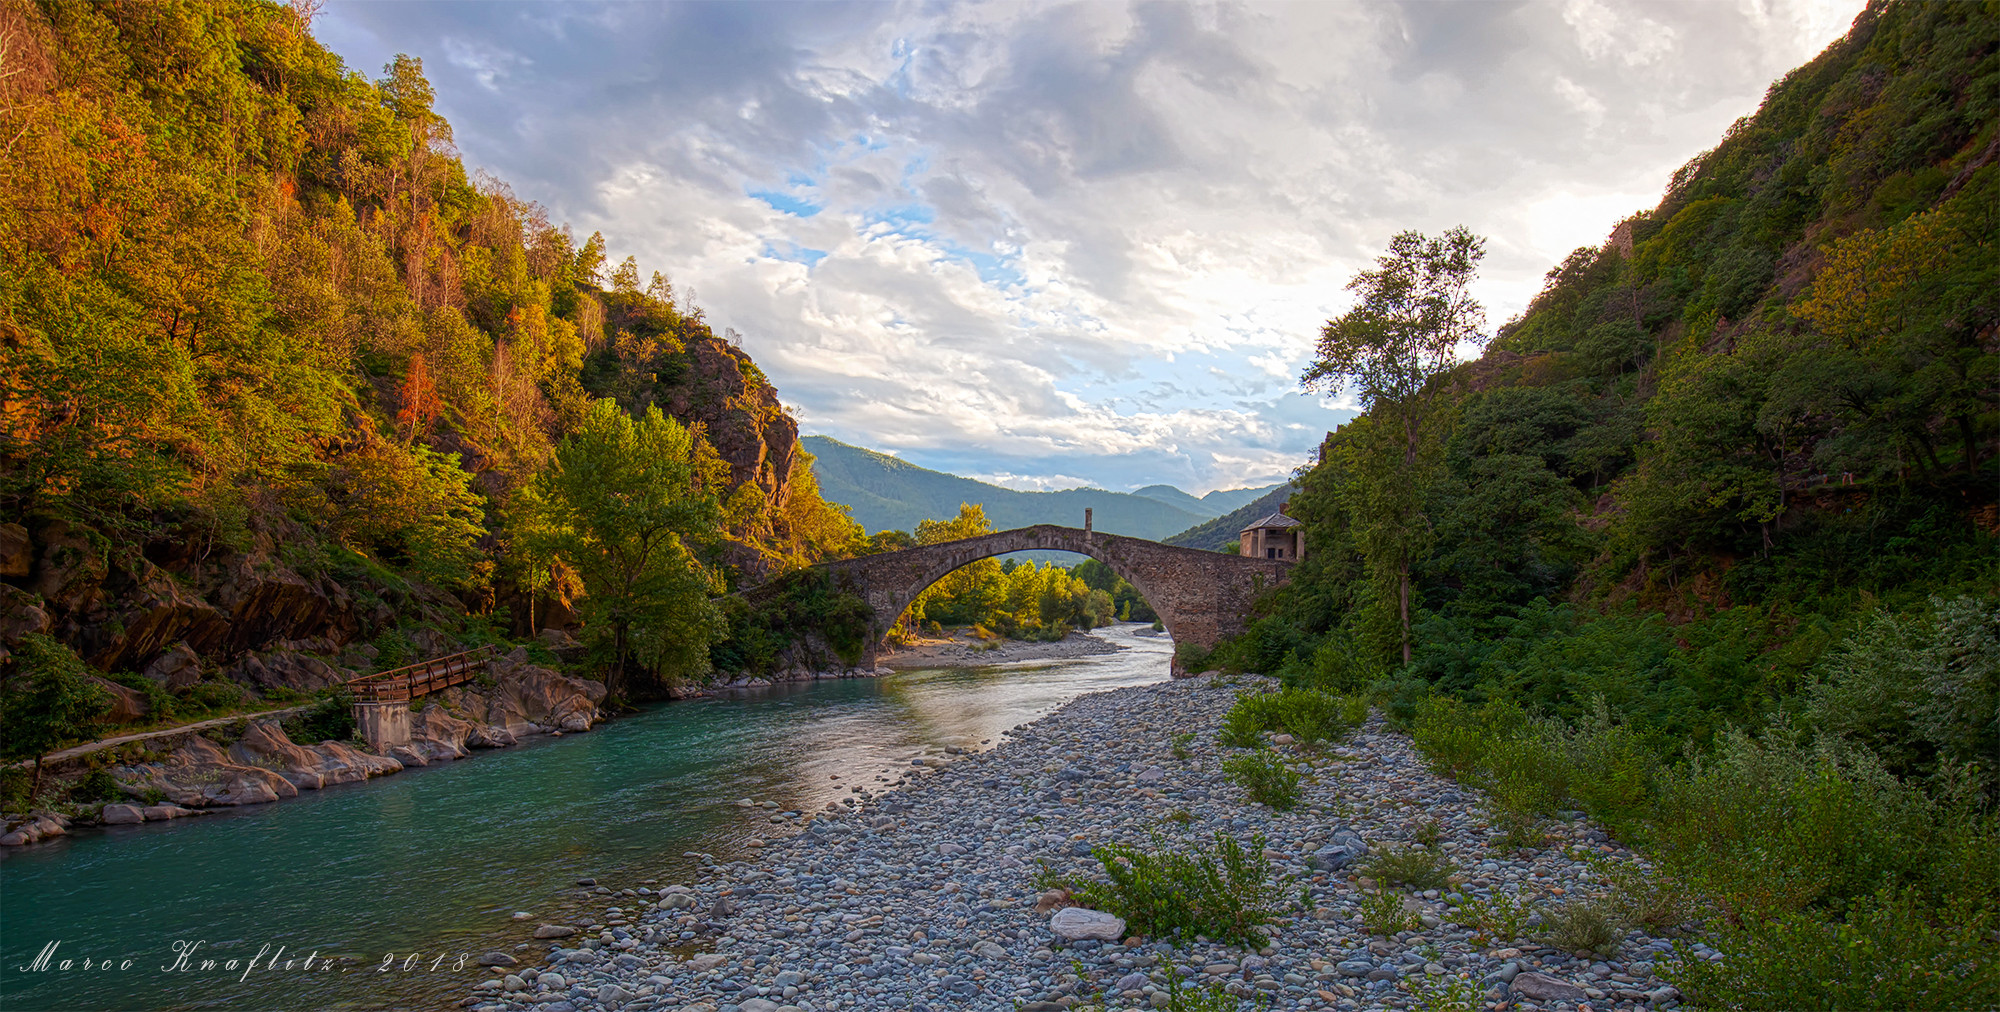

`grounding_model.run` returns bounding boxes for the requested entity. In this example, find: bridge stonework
[820,525,1289,670]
